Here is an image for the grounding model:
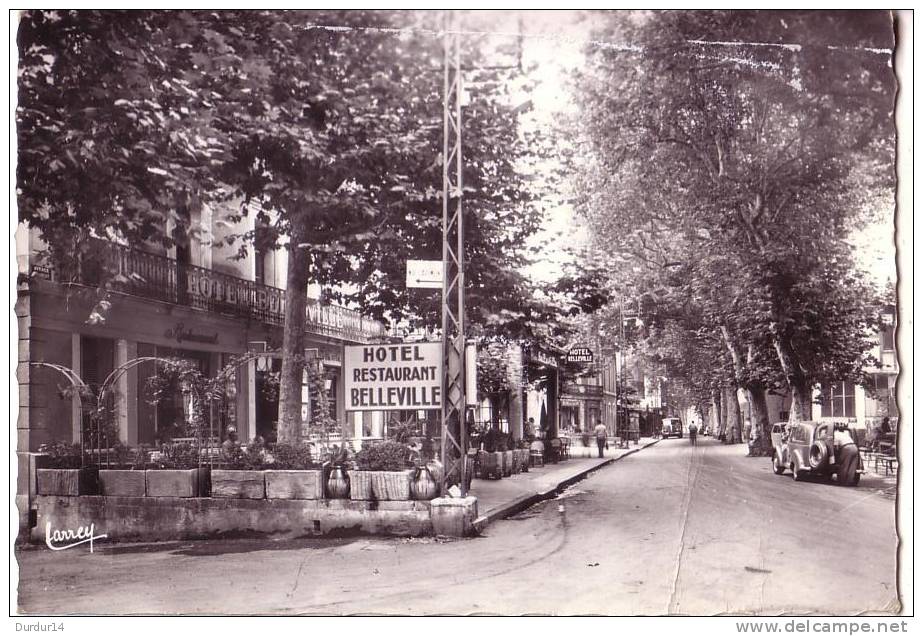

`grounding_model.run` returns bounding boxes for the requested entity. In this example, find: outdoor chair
[529,440,545,468]
[874,446,898,476]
